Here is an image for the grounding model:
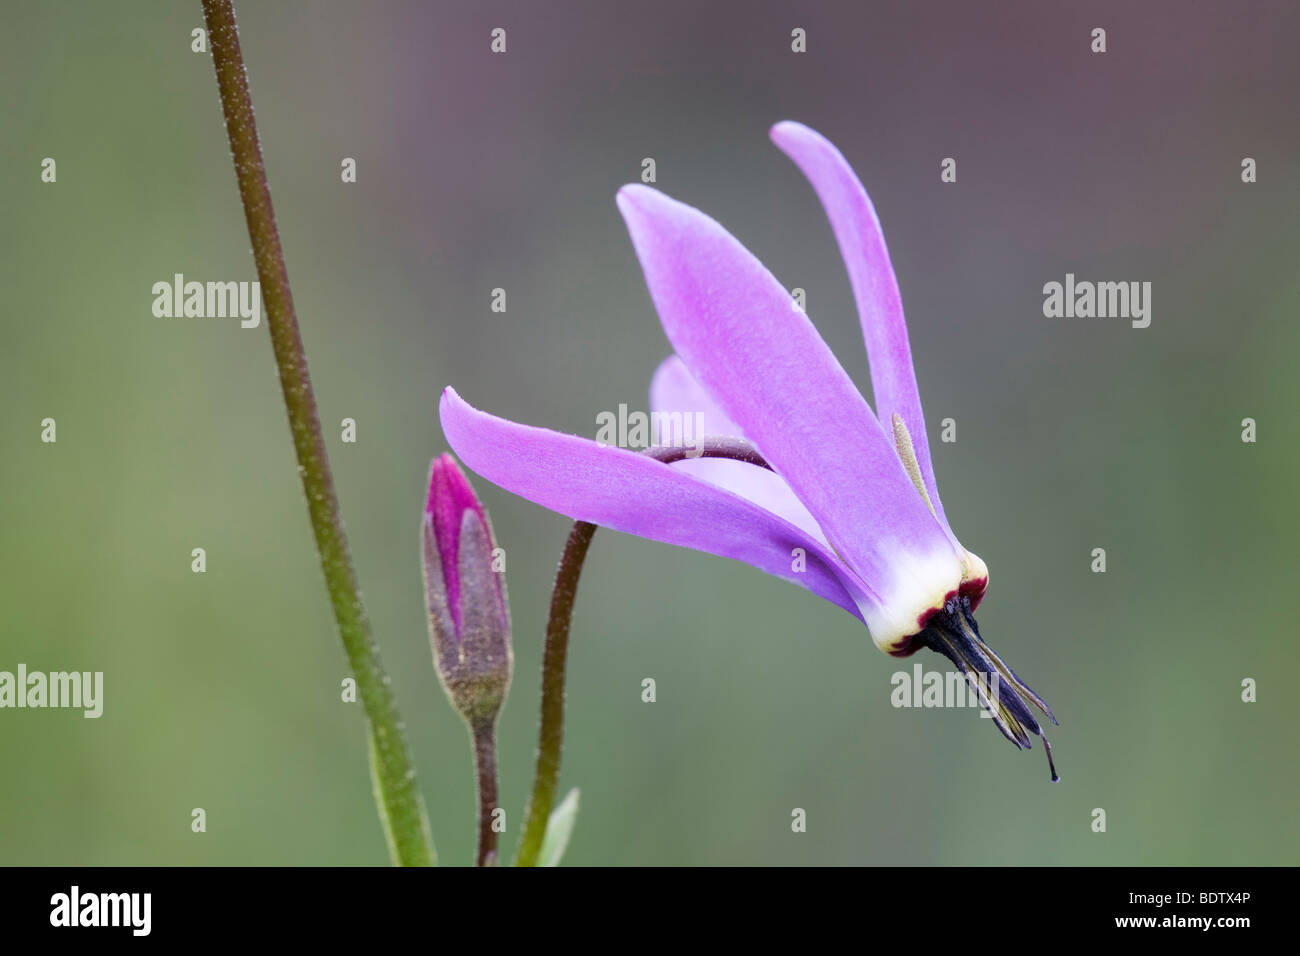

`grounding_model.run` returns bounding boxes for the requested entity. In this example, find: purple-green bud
[422,454,512,726]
